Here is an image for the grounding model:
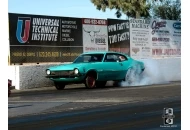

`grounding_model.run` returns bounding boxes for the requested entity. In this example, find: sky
[8,0,126,19]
